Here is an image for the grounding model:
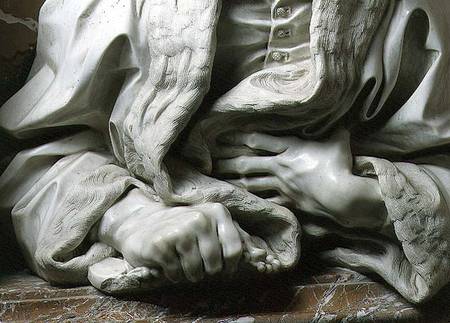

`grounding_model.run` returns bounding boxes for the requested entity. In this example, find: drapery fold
[182,0,390,172]
[1,0,449,303]
[304,156,450,303]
